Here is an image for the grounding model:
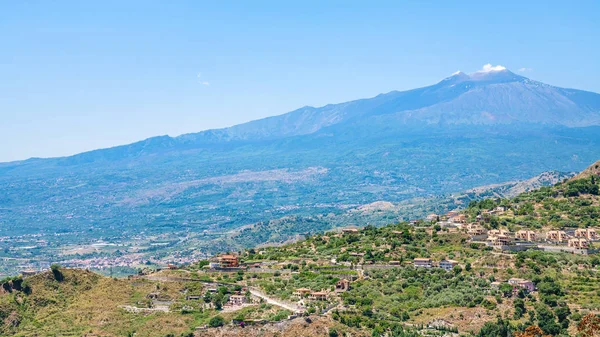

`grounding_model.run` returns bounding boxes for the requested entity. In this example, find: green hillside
[1,163,600,336]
